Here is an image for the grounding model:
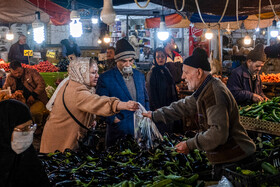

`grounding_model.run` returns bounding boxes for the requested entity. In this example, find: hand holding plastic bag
[134,103,163,149]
